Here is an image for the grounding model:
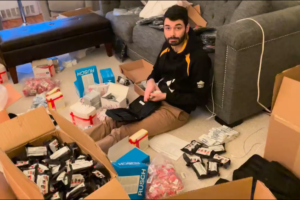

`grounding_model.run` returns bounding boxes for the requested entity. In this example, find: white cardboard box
[32,59,55,79]
[101,83,129,109]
